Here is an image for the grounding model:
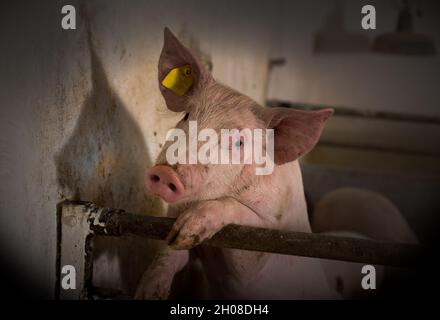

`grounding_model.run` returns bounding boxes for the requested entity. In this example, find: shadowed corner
[54,11,163,296]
